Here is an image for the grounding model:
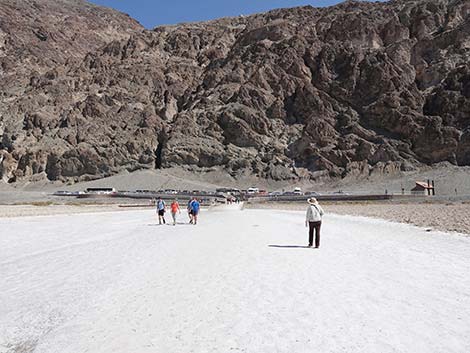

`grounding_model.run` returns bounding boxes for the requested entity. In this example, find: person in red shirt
[170,199,181,226]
